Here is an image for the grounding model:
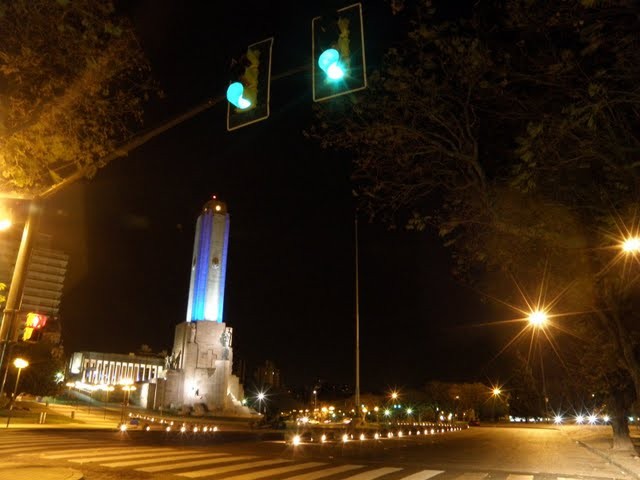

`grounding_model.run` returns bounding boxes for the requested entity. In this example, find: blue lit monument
[163,197,246,414]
